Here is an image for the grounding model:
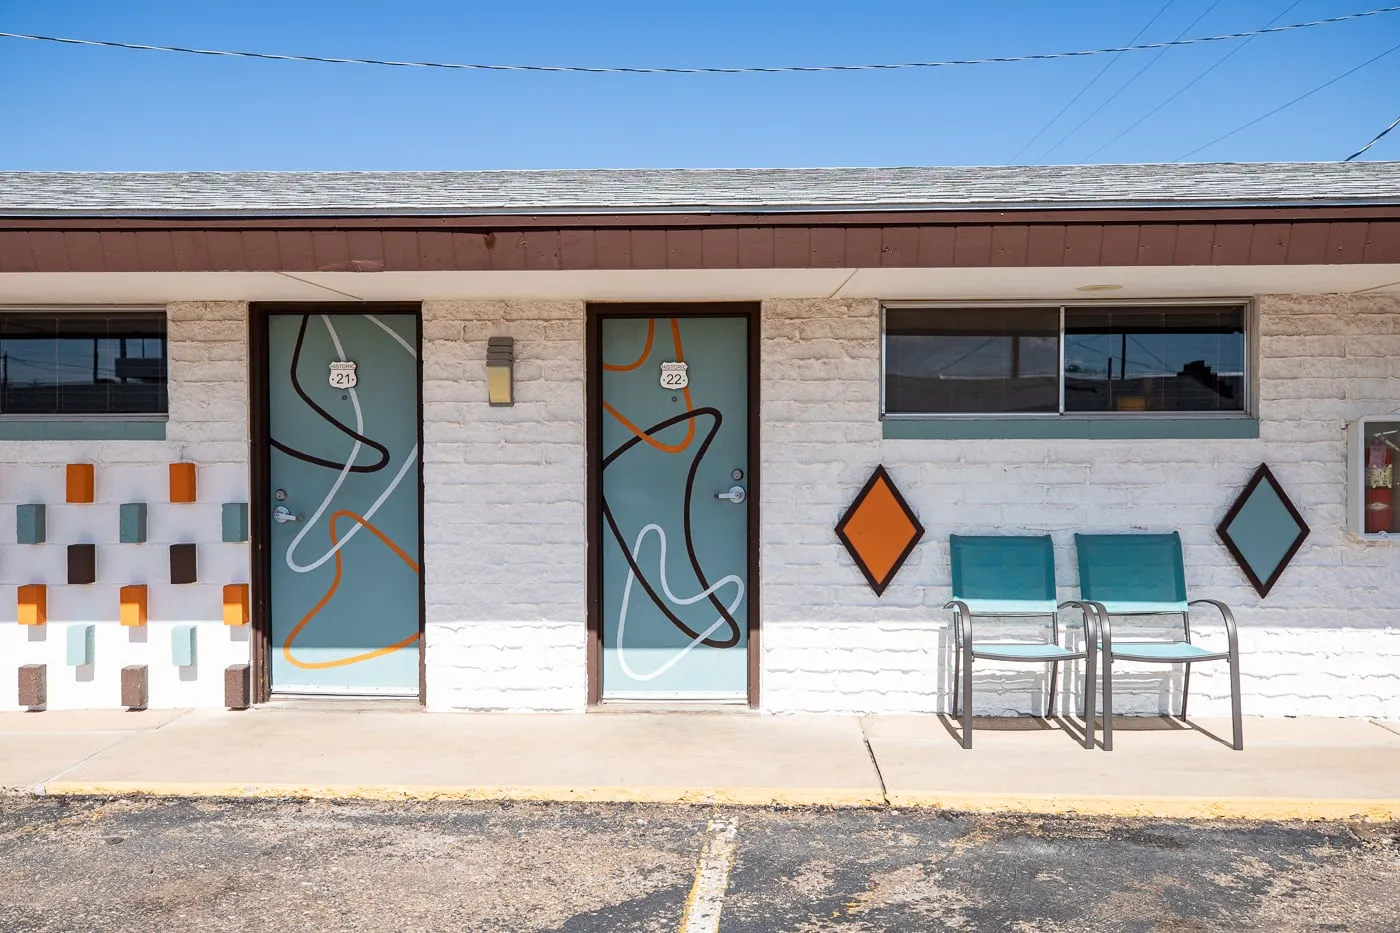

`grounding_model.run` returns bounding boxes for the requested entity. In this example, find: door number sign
[660,361,689,390]
[329,361,358,389]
